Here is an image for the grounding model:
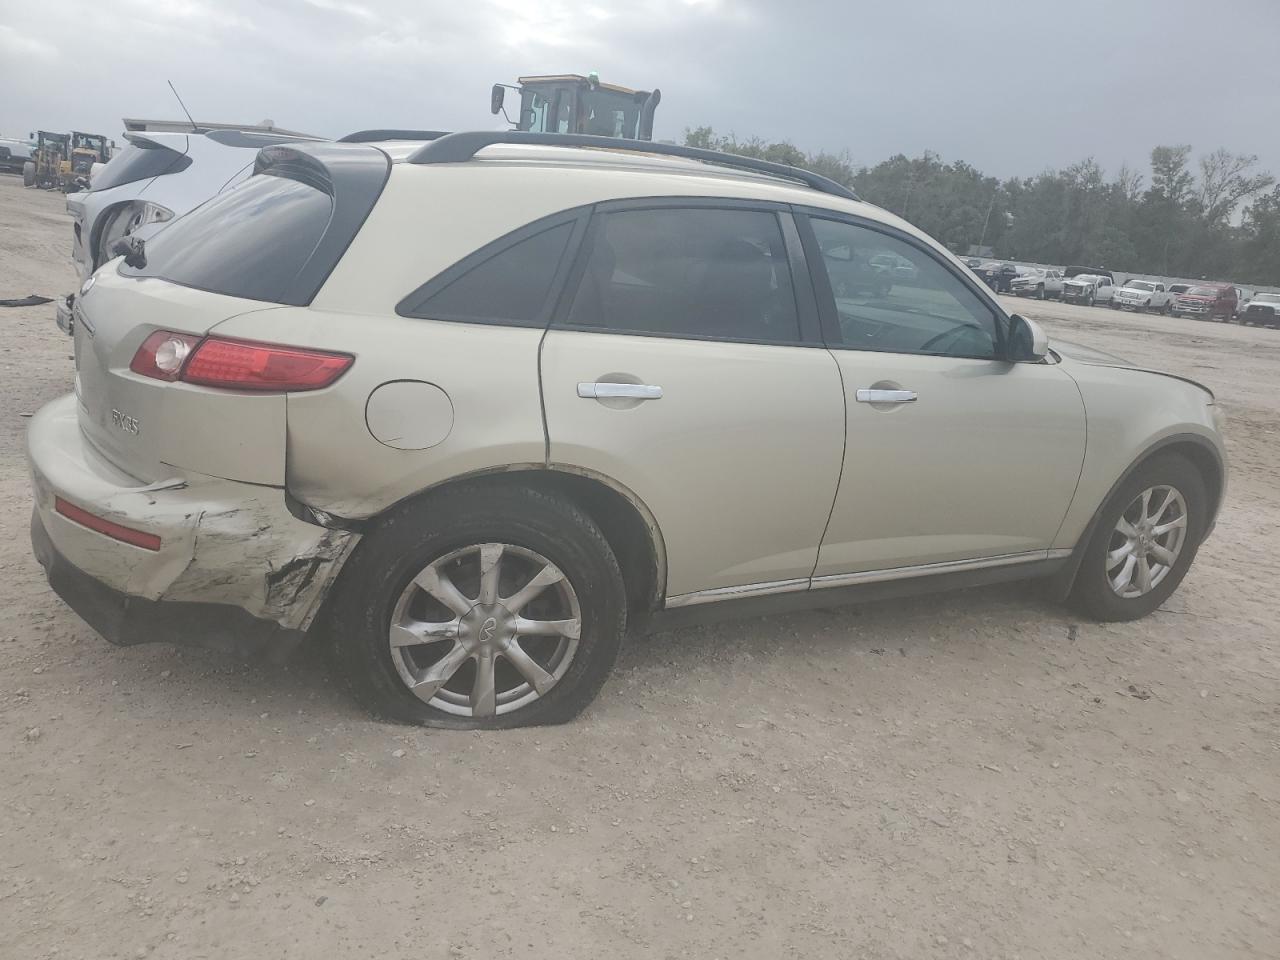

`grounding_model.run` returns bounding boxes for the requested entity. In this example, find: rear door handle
[855,388,917,403]
[577,382,663,400]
